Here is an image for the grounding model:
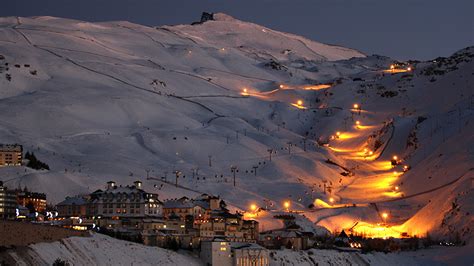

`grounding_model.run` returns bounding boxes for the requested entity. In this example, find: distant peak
[212,13,237,22]
[191,12,238,25]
